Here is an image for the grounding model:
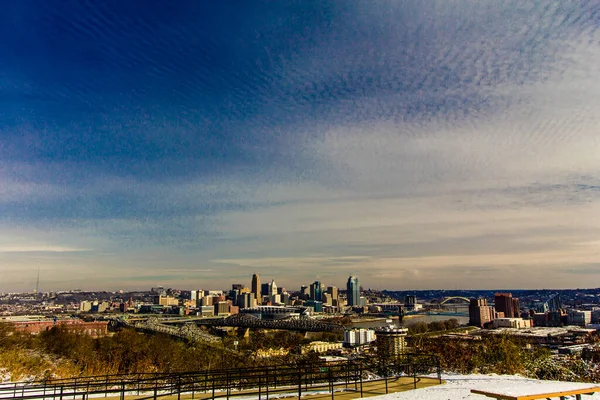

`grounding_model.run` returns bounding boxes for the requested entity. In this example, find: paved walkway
[119,376,442,400]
